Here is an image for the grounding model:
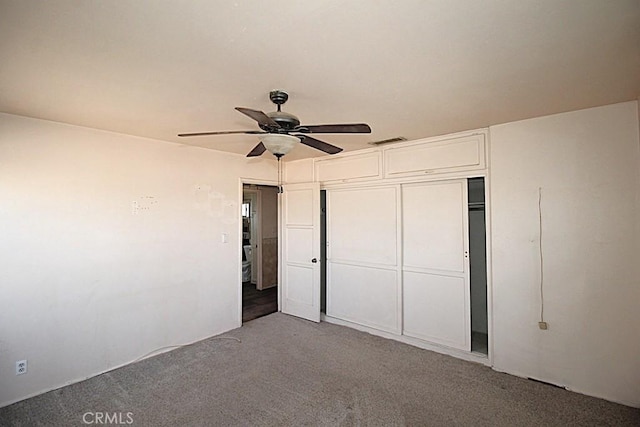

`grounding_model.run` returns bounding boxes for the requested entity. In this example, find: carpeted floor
[1,313,638,426]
